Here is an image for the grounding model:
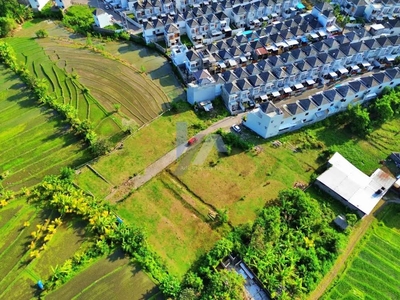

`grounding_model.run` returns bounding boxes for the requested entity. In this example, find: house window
[281,121,284,124]
[305,112,309,116]
[355,95,359,98]
[271,121,274,124]
[292,117,296,120]
[318,108,321,111]
[303,119,306,122]
[330,103,334,106]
